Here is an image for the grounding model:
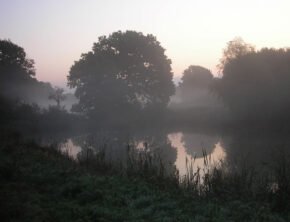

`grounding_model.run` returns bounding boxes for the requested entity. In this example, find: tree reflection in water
[60,130,226,177]
[168,132,225,176]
